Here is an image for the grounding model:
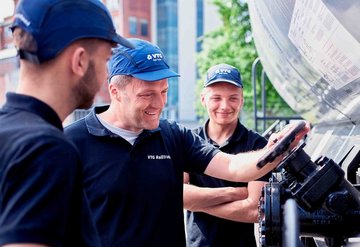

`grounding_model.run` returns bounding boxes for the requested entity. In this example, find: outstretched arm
[204,121,310,182]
